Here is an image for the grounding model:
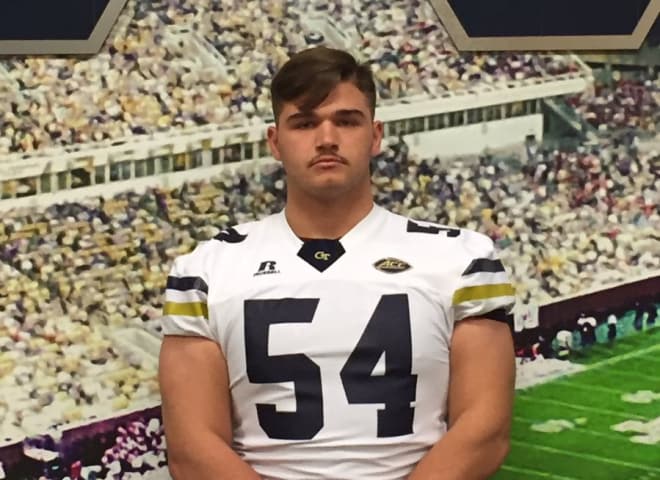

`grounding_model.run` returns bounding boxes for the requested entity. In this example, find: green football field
[494,324,660,480]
